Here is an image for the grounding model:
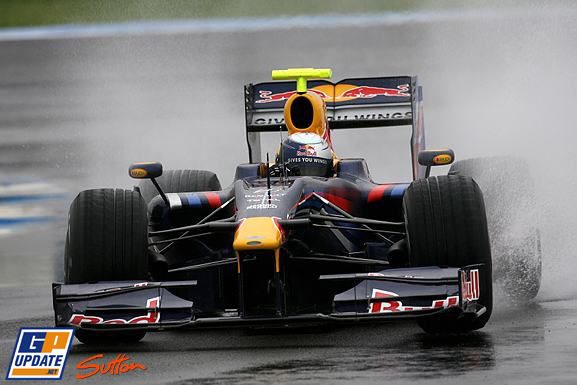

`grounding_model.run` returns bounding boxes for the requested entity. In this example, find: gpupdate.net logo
[6,328,74,380]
